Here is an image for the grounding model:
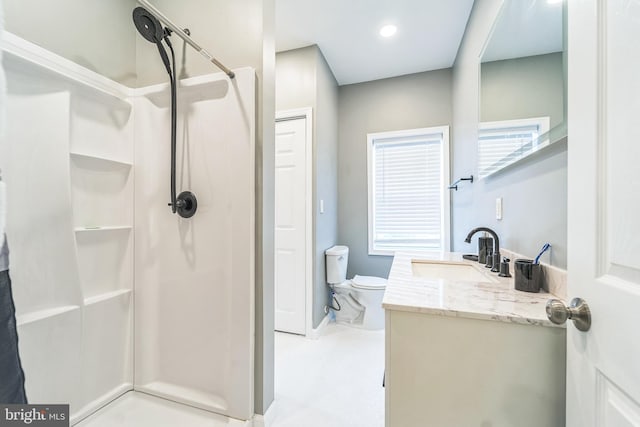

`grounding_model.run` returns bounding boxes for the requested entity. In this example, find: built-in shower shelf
[75,226,133,233]
[16,305,81,327]
[84,289,132,307]
[70,152,133,168]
